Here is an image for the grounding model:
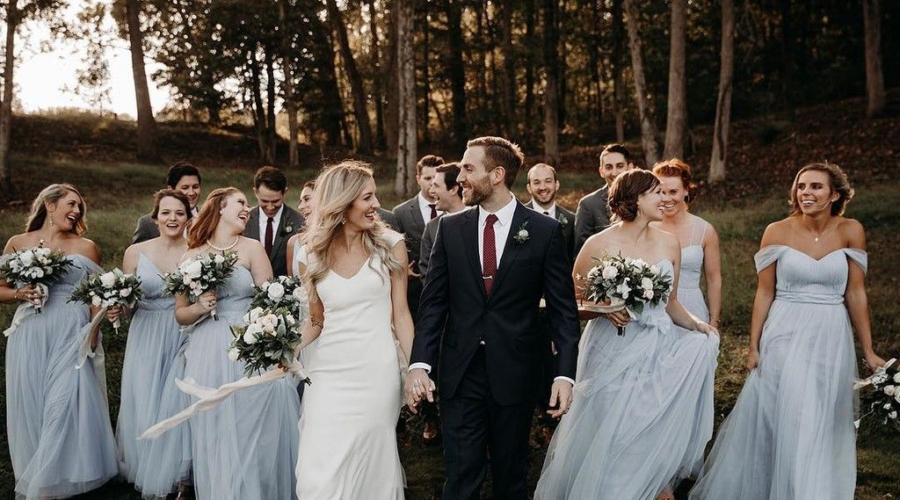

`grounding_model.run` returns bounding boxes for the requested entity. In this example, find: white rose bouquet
[578,253,672,336]
[68,268,144,332]
[250,275,308,320]
[854,358,900,432]
[163,250,239,321]
[229,306,305,379]
[0,242,72,314]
